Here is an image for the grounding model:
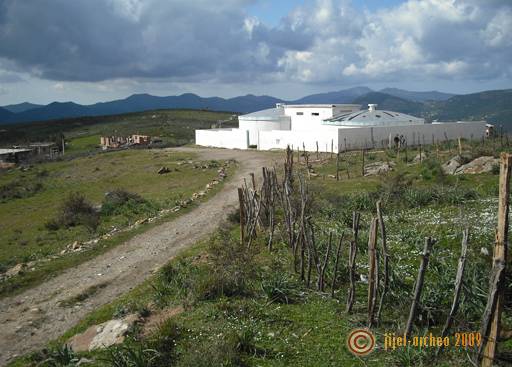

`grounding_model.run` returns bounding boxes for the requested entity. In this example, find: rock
[413,152,427,163]
[5,263,24,278]
[364,161,395,176]
[455,156,499,175]
[157,166,170,174]
[68,314,139,352]
[442,155,462,175]
[480,247,490,256]
[70,241,81,250]
[327,174,336,179]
